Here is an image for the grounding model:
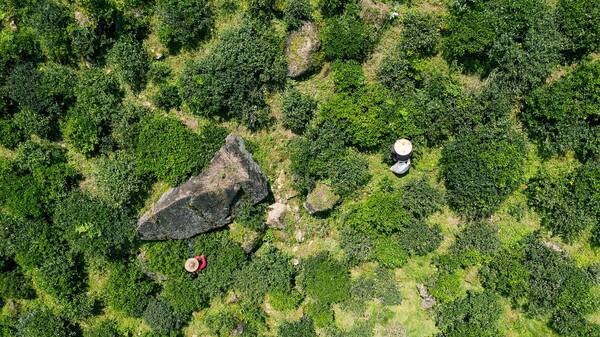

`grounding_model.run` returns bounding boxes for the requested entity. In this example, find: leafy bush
[53,190,136,258]
[143,239,189,278]
[248,0,276,20]
[397,221,443,256]
[522,59,600,160]
[143,299,177,334]
[134,115,227,185]
[435,290,502,337]
[107,35,149,92]
[155,0,213,51]
[318,0,352,17]
[526,162,598,243]
[447,222,500,268]
[328,150,371,197]
[0,258,35,300]
[110,102,149,150]
[557,0,600,56]
[398,11,441,57]
[304,301,334,328]
[428,271,464,304]
[278,318,316,337]
[321,12,373,61]
[283,0,312,30]
[281,87,316,134]
[29,1,73,63]
[345,191,410,235]
[83,319,121,337]
[331,60,365,93]
[371,236,408,269]
[301,252,350,304]
[480,247,529,302]
[152,83,181,111]
[350,268,402,306]
[268,290,303,311]
[105,262,158,317]
[400,177,445,220]
[441,123,525,219]
[16,308,78,337]
[181,20,286,129]
[92,151,146,208]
